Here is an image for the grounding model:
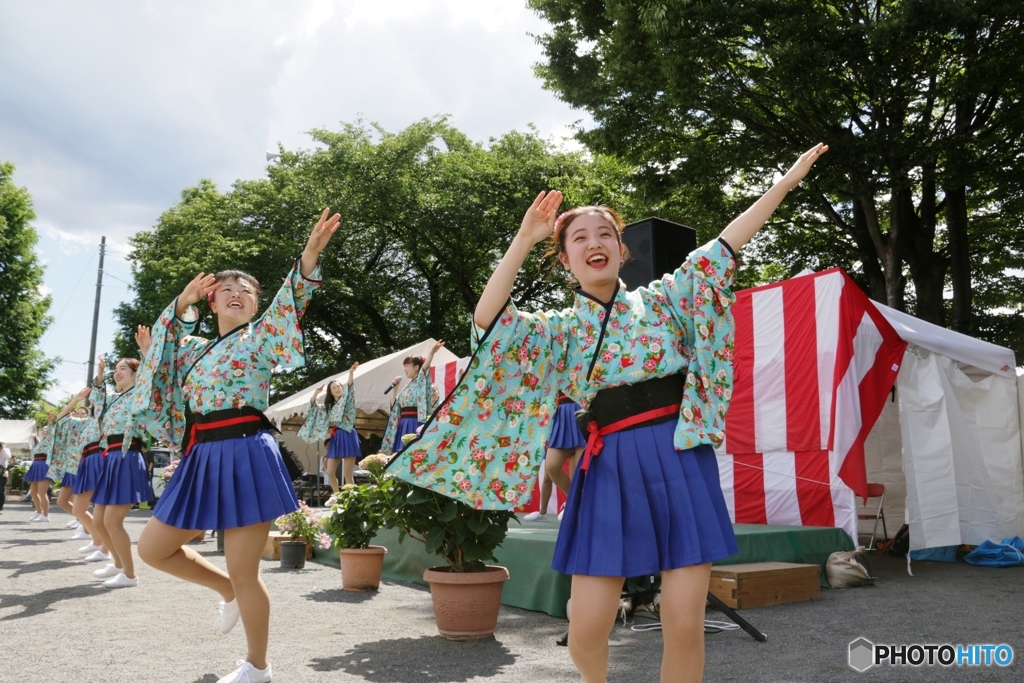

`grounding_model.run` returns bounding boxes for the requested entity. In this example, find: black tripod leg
[706,592,767,642]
